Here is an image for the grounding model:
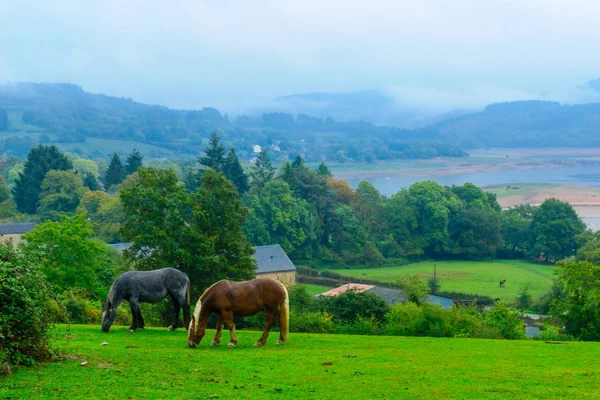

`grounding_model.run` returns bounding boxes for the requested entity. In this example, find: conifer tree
[83,172,102,191]
[223,148,249,194]
[316,162,332,177]
[104,153,127,189]
[249,149,275,191]
[198,132,226,172]
[12,144,73,214]
[125,148,143,175]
